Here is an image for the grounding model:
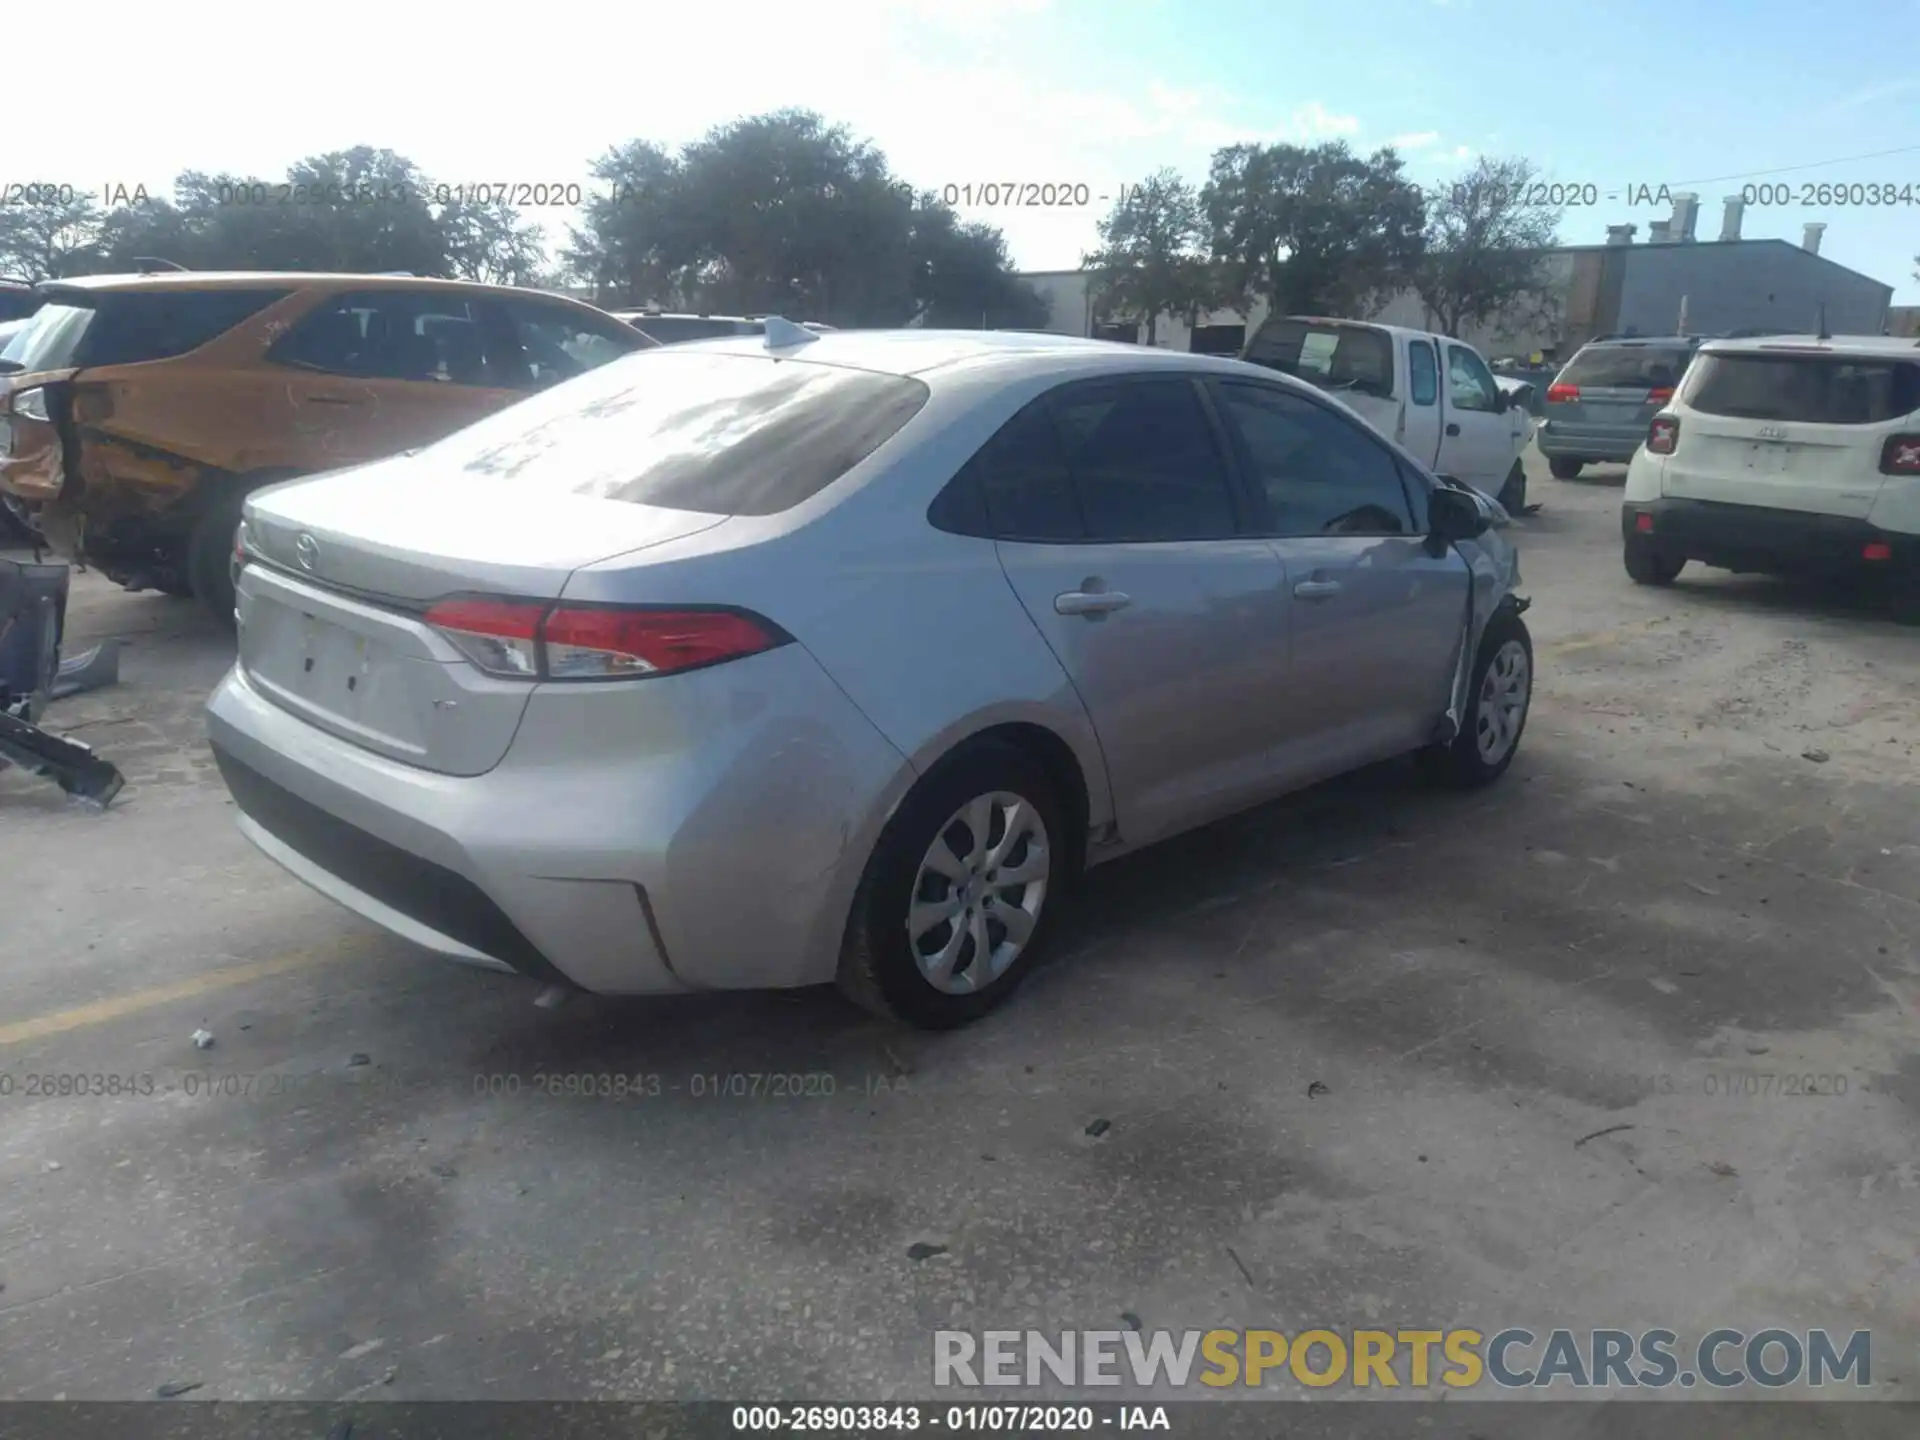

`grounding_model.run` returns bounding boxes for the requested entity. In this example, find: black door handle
[1445,422,1461,436]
